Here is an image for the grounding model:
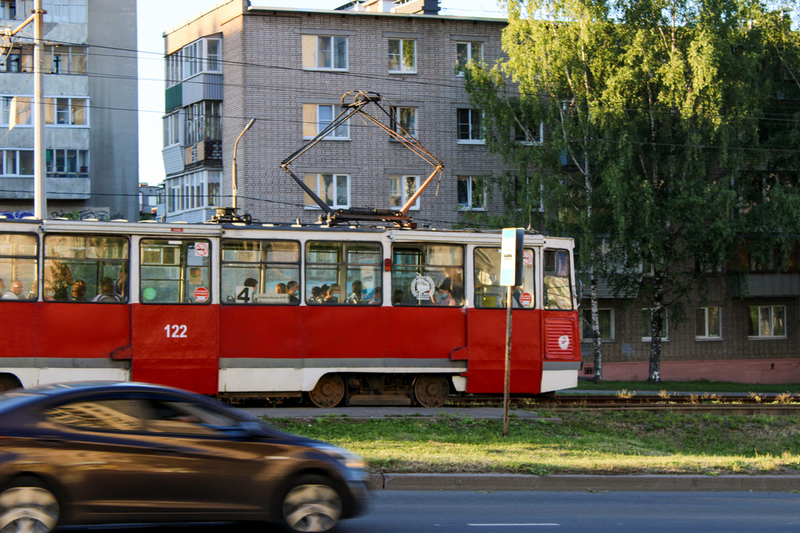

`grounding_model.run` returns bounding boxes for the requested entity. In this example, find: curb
[366,473,800,492]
